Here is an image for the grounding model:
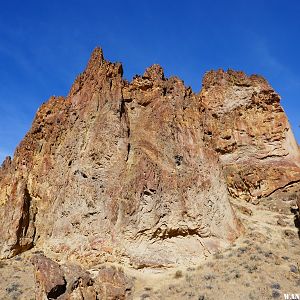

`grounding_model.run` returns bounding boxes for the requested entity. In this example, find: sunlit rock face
[201,69,300,202]
[0,48,299,268]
